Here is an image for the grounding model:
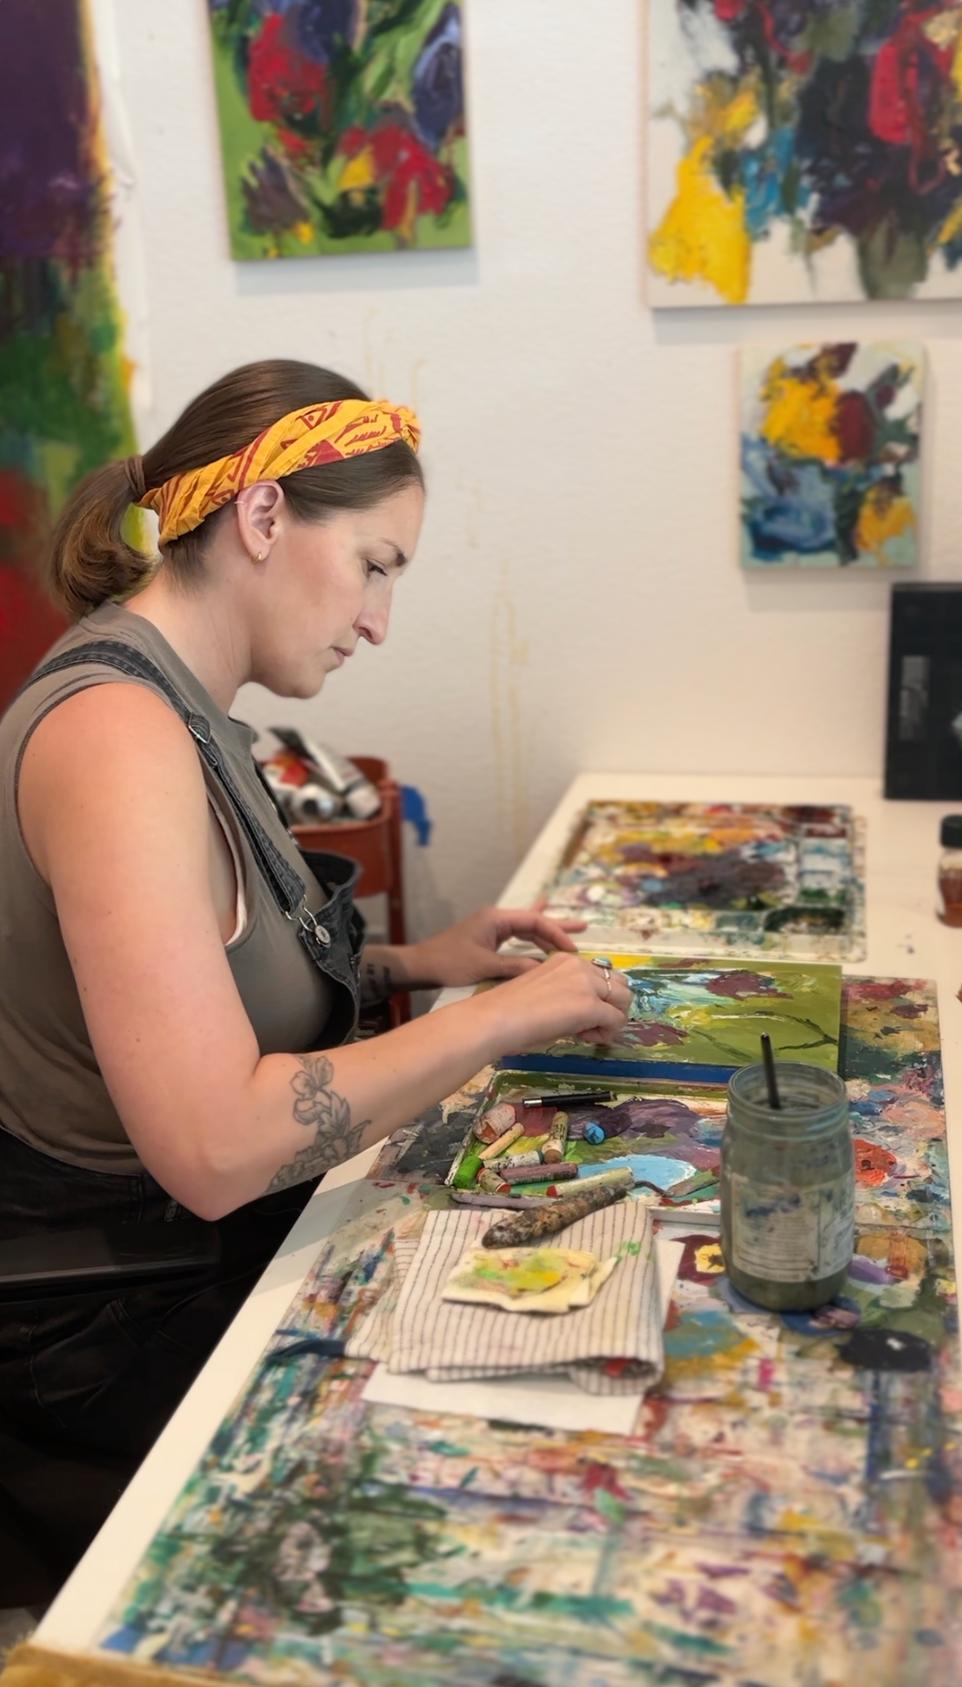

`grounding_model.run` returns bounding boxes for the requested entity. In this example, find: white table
[34,772,962,1655]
